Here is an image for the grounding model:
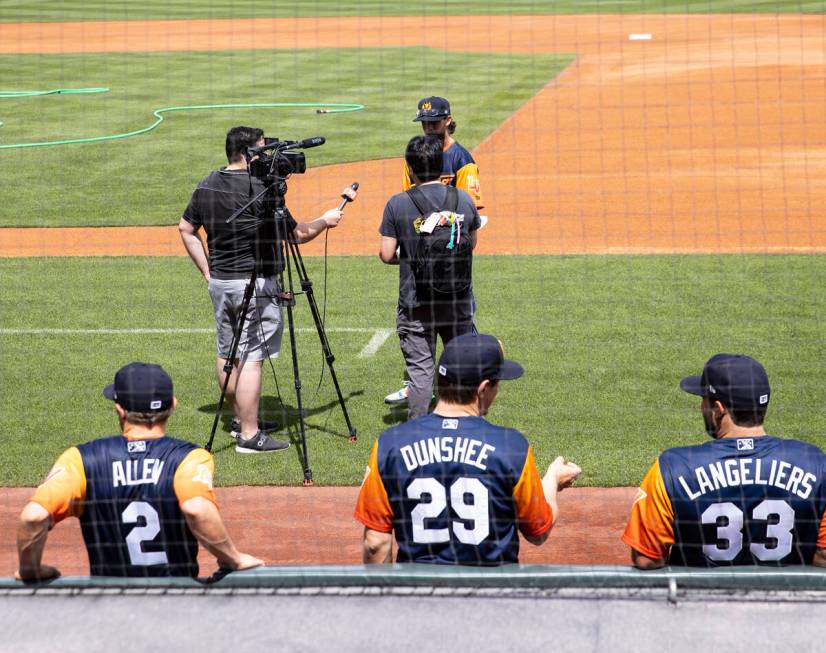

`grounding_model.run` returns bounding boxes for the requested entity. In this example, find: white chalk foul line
[0,326,395,357]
